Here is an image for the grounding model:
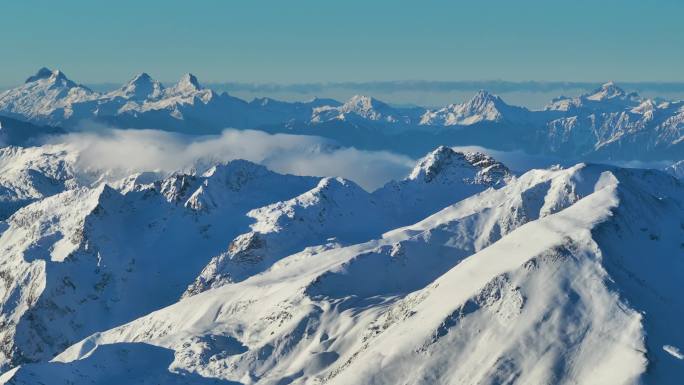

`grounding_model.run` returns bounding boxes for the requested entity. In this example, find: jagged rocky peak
[419,90,515,126]
[152,170,204,204]
[25,67,55,83]
[586,81,628,101]
[409,146,510,184]
[344,94,380,108]
[468,89,503,106]
[338,94,397,120]
[409,145,468,181]
[461,90,511,116]
[175,73,202,91]
[462,151,512,183]
[116,72,164,100]
[25,67,75,87]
